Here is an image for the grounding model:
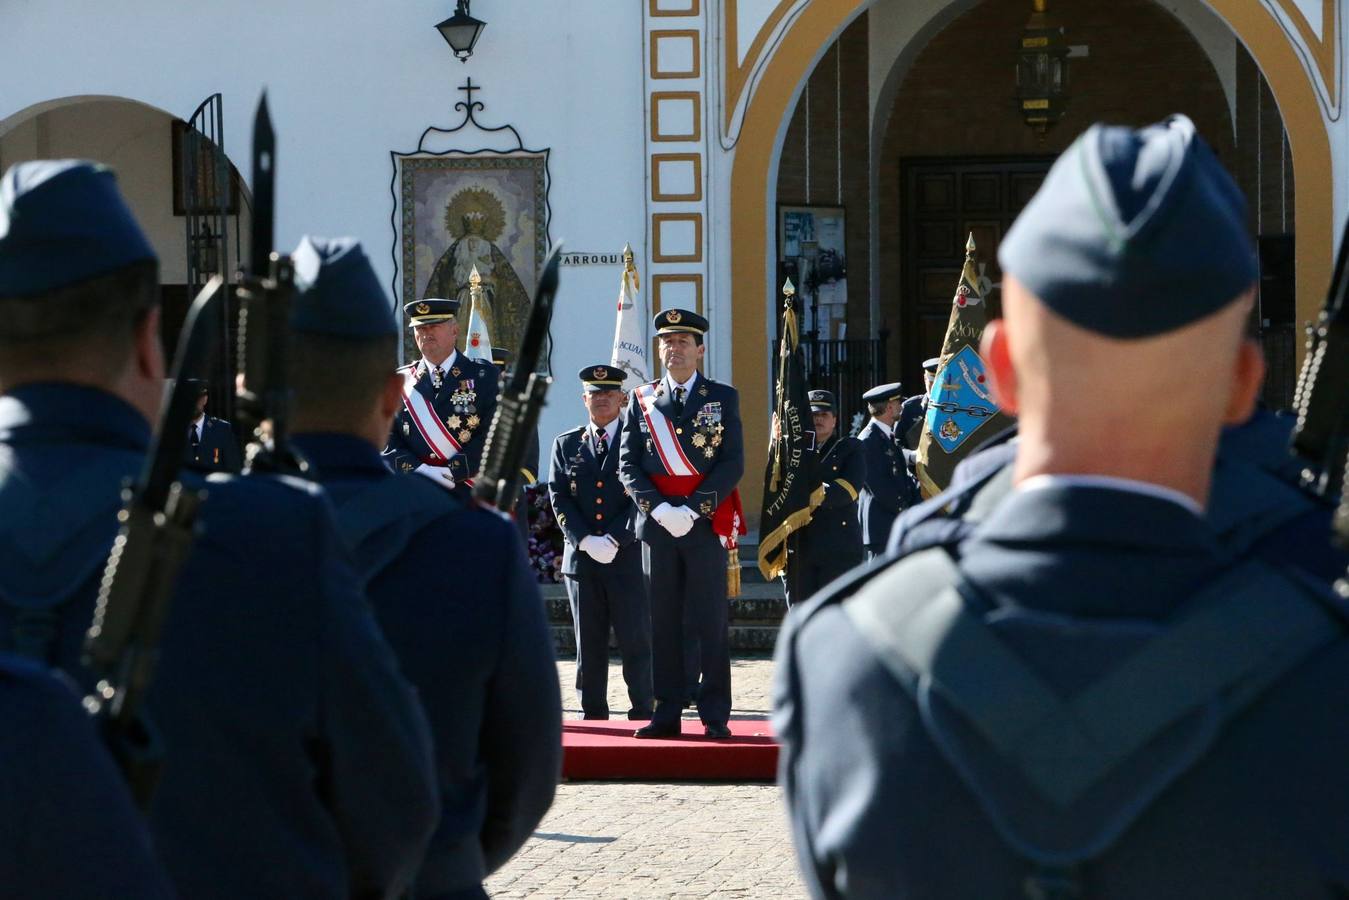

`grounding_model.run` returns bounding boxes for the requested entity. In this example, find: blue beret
[0,160,156,297]
[998,115,1256,339]
[291,236,397,338]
